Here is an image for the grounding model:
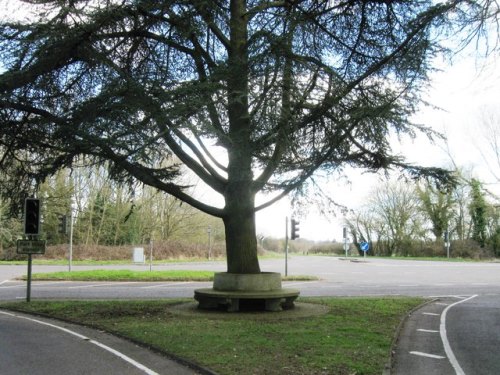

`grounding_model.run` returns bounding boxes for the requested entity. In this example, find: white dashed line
[410,351,446,359]
[417,329,439,333]
[423,312,440,316]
